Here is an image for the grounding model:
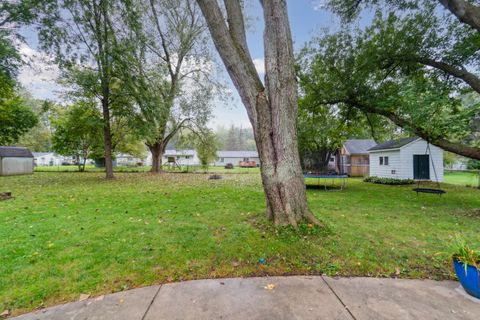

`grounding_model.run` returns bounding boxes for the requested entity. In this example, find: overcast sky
[18,0,358,129]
